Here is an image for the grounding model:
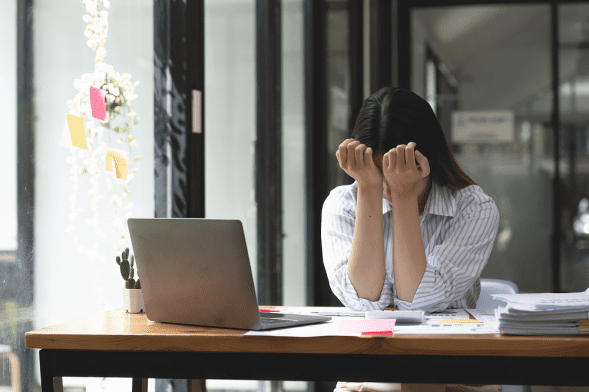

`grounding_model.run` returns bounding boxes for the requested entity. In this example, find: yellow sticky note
[439,319,482,323]
[66,114,88,149]
[105,148,129,180]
